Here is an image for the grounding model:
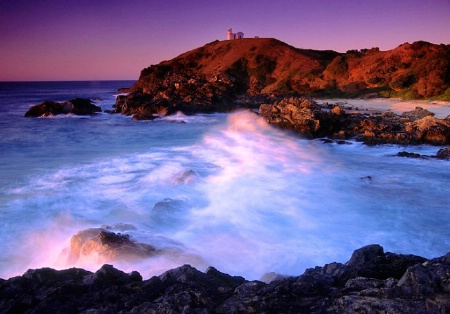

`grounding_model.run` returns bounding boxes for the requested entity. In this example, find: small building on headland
[227,28,244,40]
